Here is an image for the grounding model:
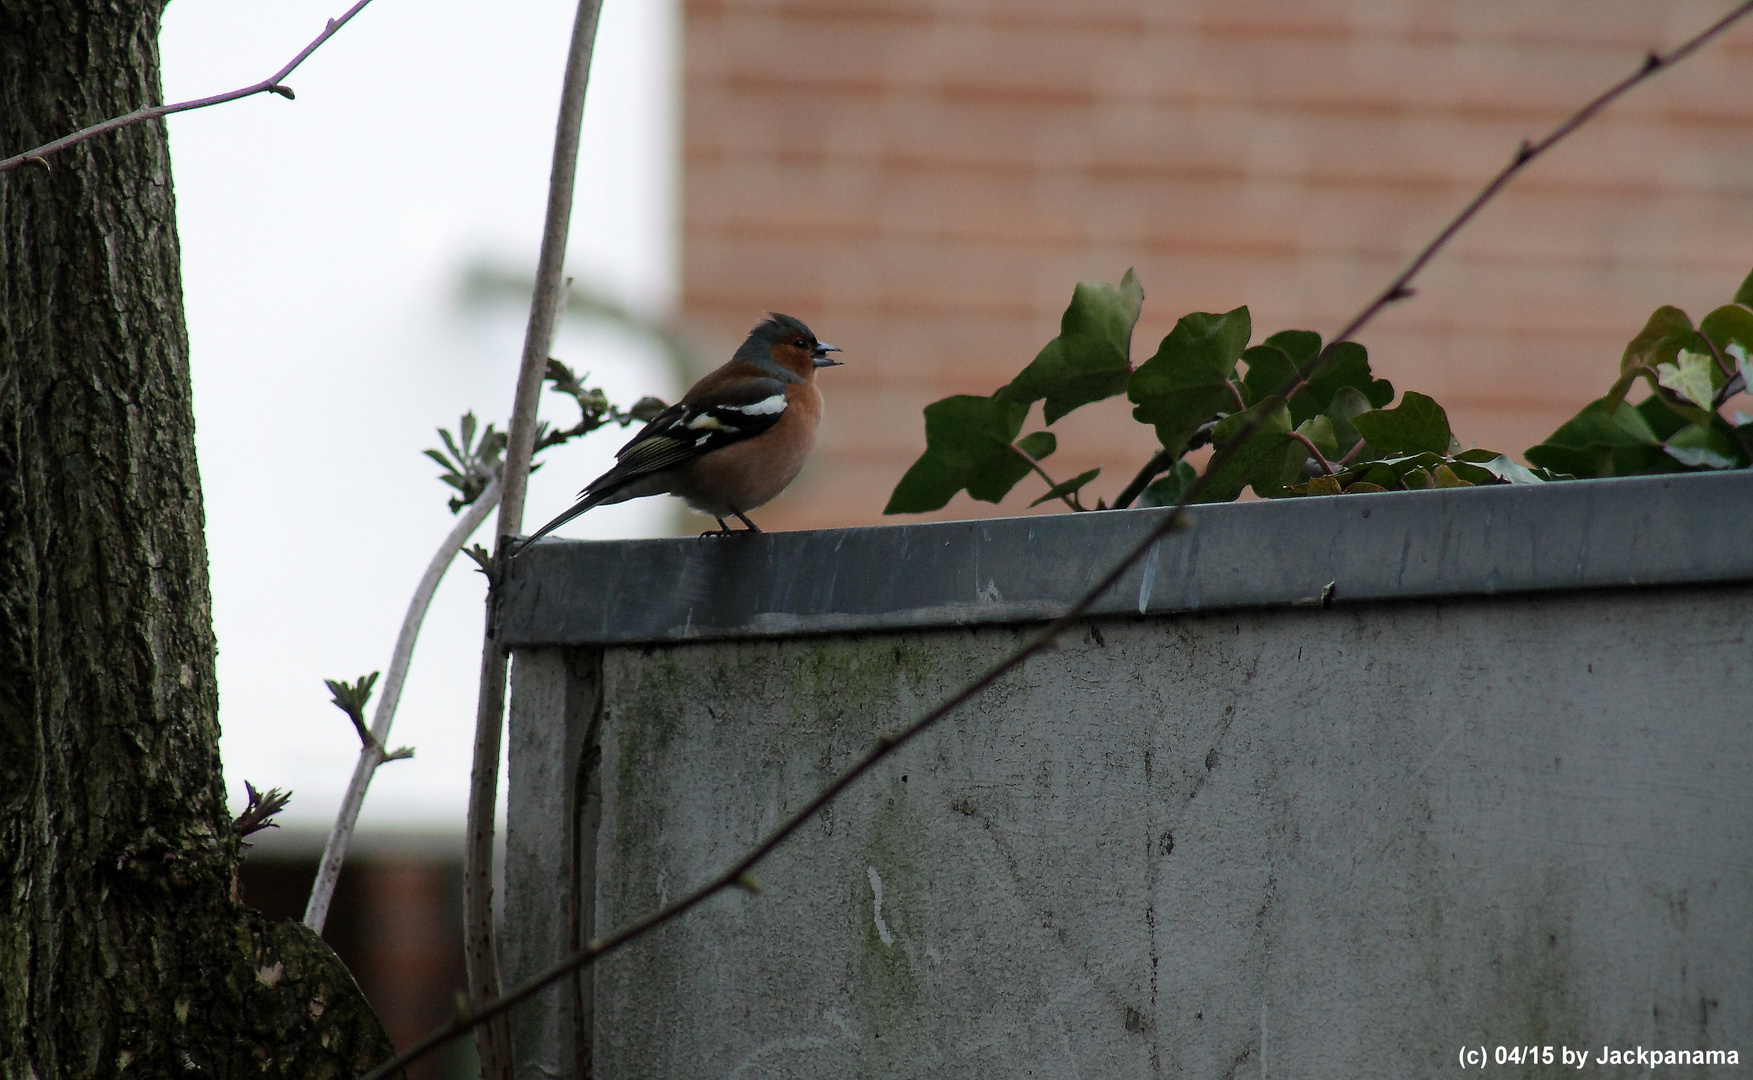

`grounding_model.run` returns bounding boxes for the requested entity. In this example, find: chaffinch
[515,313,841,552]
